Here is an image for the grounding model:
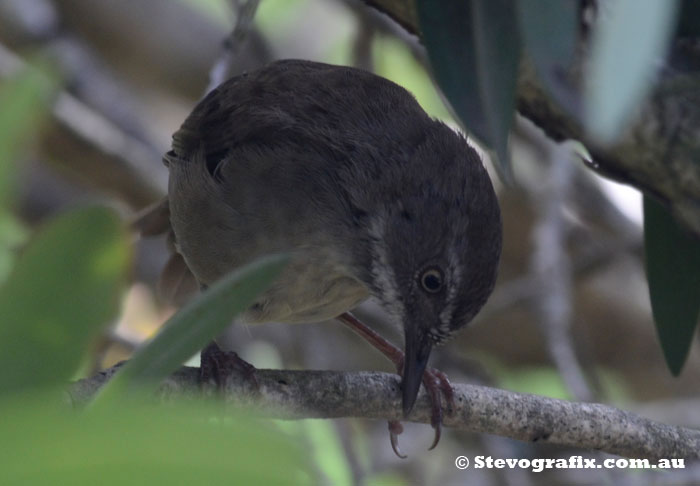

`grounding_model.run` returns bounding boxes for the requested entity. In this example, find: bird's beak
[402,325,433,416]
